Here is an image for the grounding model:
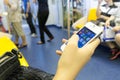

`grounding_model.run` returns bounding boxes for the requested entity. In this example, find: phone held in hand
[61,22,103,51]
